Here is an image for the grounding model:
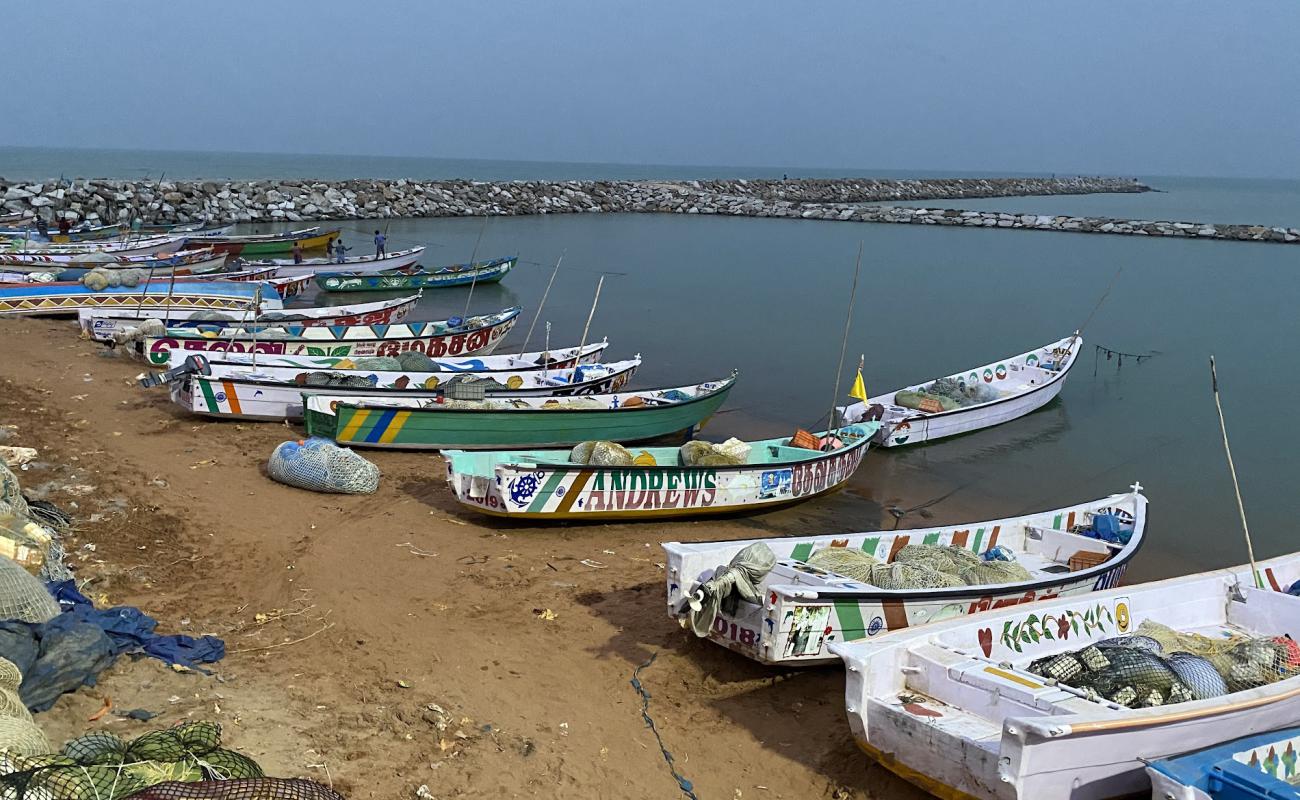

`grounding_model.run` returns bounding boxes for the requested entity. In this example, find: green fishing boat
[302,374,737,450]
[315,256,516,292]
